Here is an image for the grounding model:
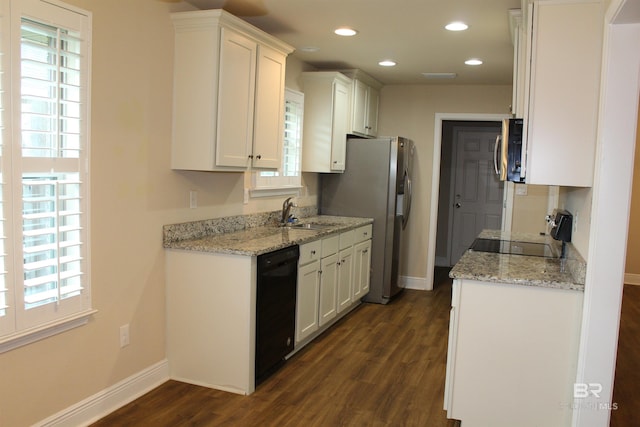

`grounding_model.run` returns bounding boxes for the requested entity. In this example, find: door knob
[455,202,461,208]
